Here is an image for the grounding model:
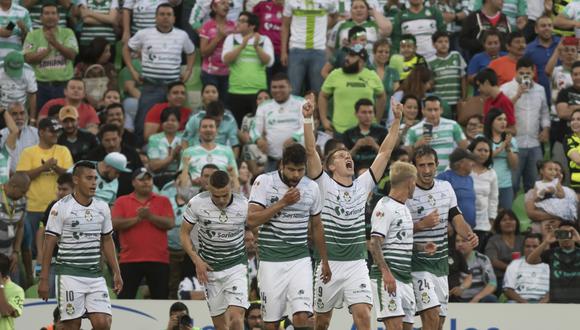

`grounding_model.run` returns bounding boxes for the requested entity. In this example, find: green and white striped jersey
[45,194,113,278]
[283,0,338,50]
[123,0,168,34]
[315,170,375,261]
[181,144,238,179]
[183,192,248,272]
[249,171,322,262]
[370,196,414,283]
[77,0,118,45]
[0,4,32,60]
[406,180,459,277]
[404,118,466,174]
[428,51,466,106]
